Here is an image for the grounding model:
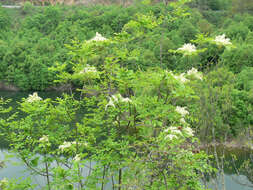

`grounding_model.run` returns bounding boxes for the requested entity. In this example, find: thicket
[0,0,252,138]
[0,0,253,189]
[0,0,252,137]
